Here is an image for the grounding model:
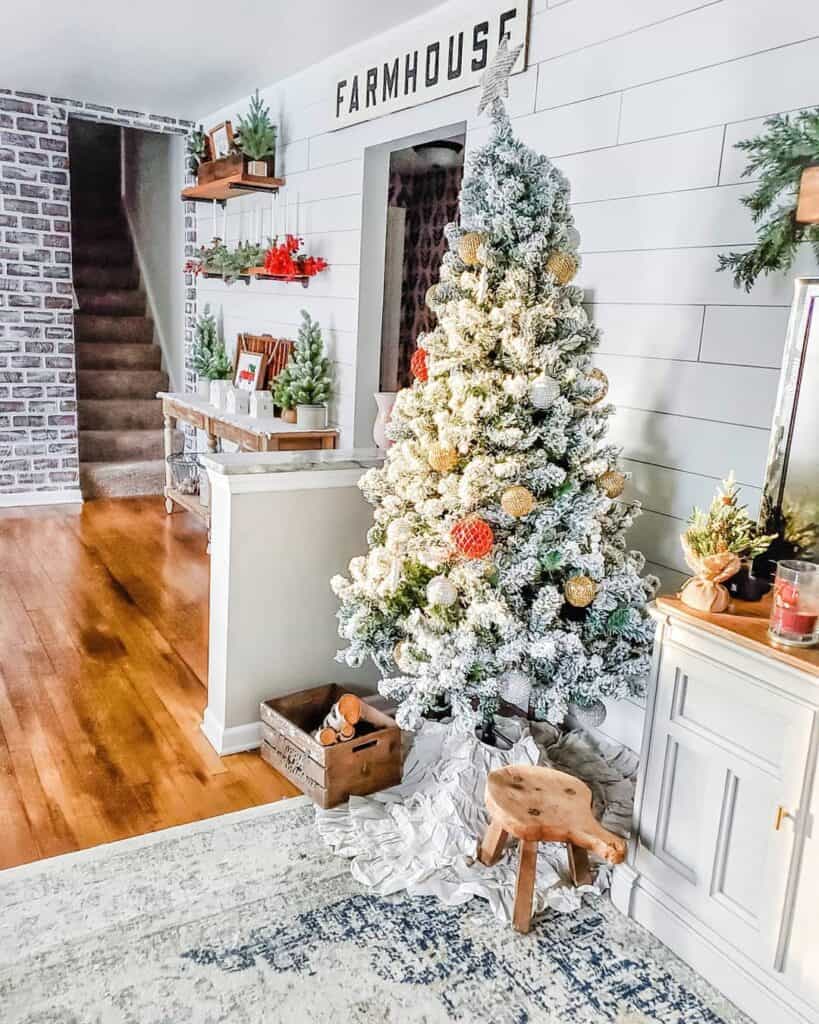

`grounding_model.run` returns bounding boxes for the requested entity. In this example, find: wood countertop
[655,594,819,679]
